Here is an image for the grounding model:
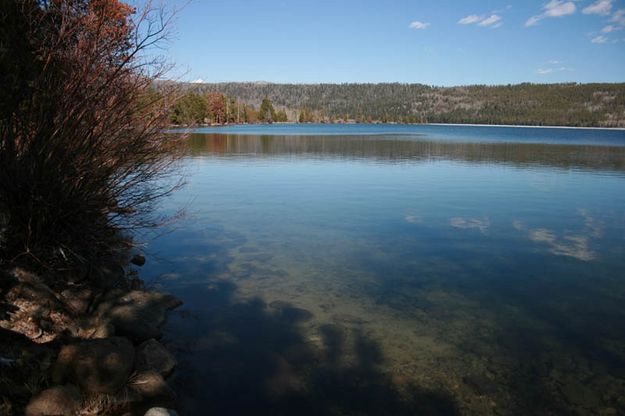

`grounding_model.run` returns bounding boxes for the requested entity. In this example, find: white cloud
[526,0,576,26]
[458,14,502,28]
[409,21,430,30]
[544,0,576,17]
[591,35,609,43]
[191,78,205,84]
[536,66,574,75]
[583,0,613,16]
[536,60,574,75]
[479,15,503,27]
[458,15,482,25]
[602,25,617,32]
[611,9,625,26]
